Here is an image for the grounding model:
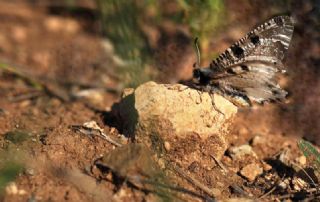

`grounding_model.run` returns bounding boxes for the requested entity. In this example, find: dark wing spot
[272,89,280,95]
[226,69,236,74]
[274,16,284,26]
[267,84,274,88]
[240,65,249,71]
[249,34,260,45]
[231,45,244,58]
